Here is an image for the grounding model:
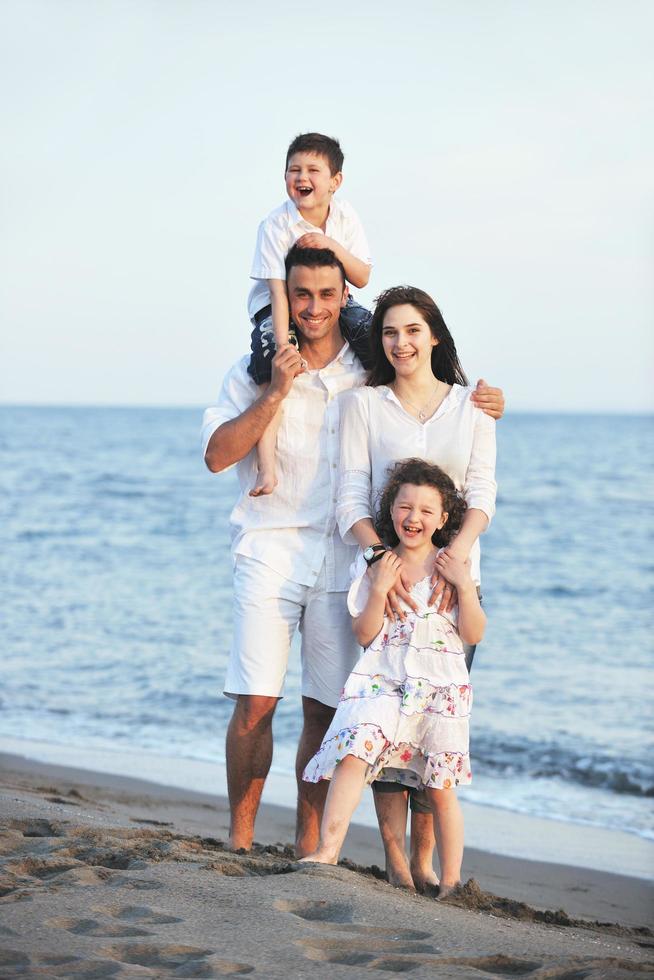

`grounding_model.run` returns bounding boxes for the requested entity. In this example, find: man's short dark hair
[285,133,344,176]
[285,245,346,287]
